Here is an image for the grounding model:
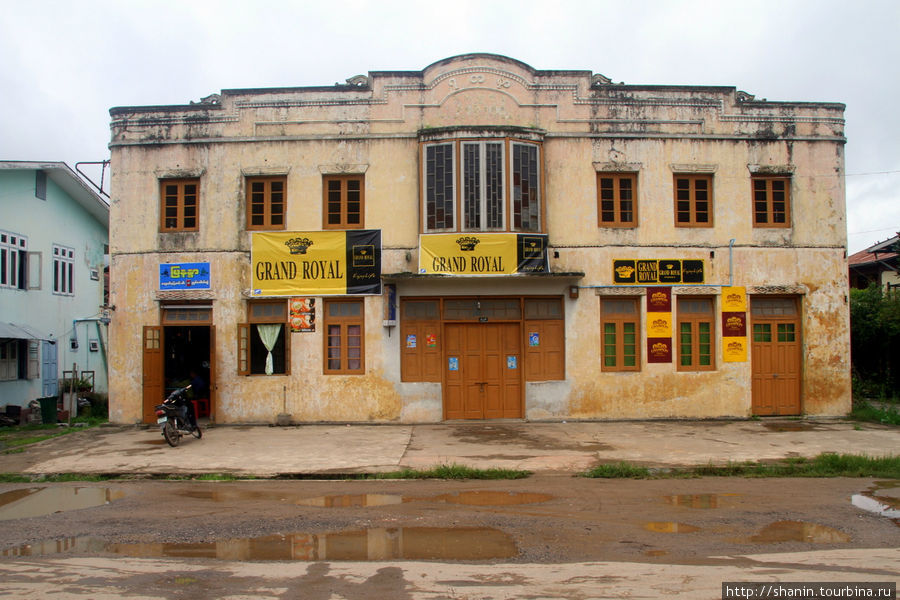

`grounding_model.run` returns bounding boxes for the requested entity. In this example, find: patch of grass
[850,401,900,426]
[0,418,107,451]
[371,464,530,480]
[583,462,653,479]
[582,453,900,479]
